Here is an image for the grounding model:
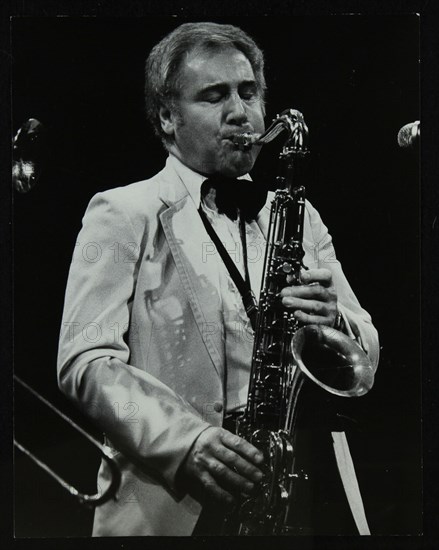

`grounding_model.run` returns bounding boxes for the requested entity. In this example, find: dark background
[11,16,421,538]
